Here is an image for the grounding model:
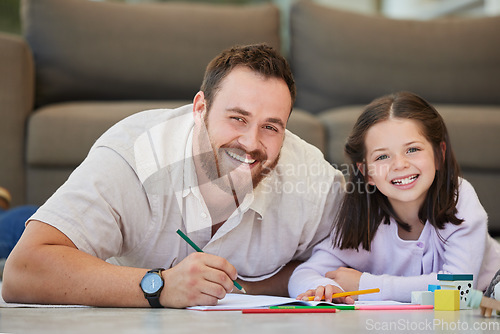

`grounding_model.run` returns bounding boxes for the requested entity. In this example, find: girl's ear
[440,141,446,161]
[193,91,206,123]
[356,162,365,176]
[356,162,375,185]
[436,141,447,170]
